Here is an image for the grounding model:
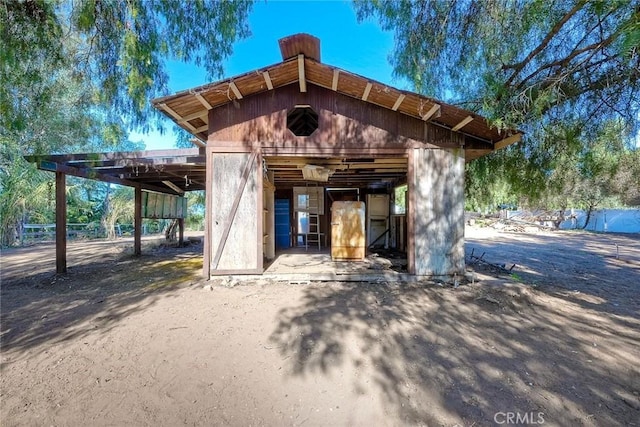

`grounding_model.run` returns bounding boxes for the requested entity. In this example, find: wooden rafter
[229,82,243,99]
[194,93,212,110]
[298,54,307,92]
[263,71,274,90]
[362,82,372,101]
[392,94,406,111]
[332,69,340,91]
[159,103,200,134]
[162,180,185,195]
[190,138,207,148]
[494,133,522,150]
[421,104,441,121]
[452,115,474,131]
[38,162,178,195]
[195,124,208,133]
[179,110,208,123]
